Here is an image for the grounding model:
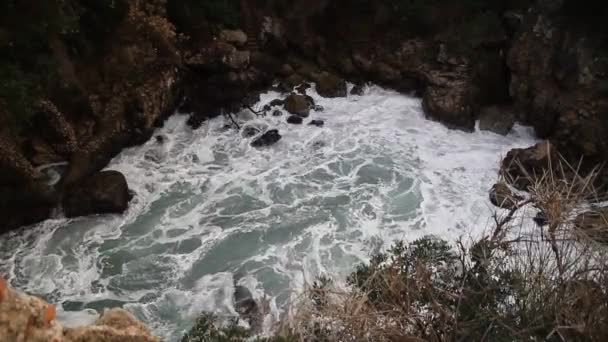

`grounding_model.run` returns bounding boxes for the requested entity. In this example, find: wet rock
[63,170,131,218]
[234,285,259,317]
[371,62,401,83]
[501,141,556,190]
[351,84,366,96]
[489,182,523,210]
[279,74,305,92]
[219,29,248,47]
[313,105,324,112]
[479,106,516,135]
[272,110,283,117]
[251,129,282,147]
[422,83,477,132]
[316,72,347,98]
[242,126,261,138]
[305,95,315,107]
[269,98,285,107]
[574,208,608,244]
[284,94,310,117]
[309,120,325,127]
[295,83,311,95]
[278,63,295,77]
[287,115,304,124]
